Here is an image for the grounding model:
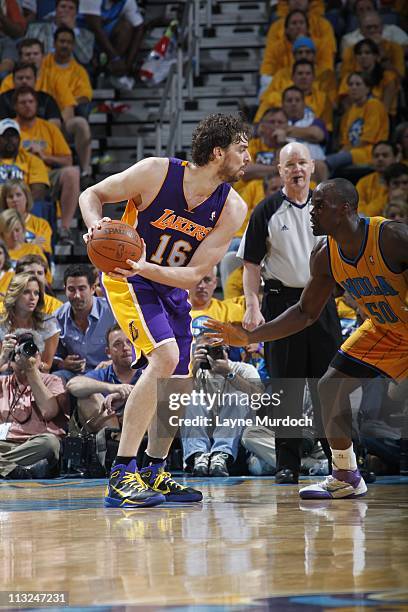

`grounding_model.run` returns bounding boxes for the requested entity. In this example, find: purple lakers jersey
[121,158,231,267]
